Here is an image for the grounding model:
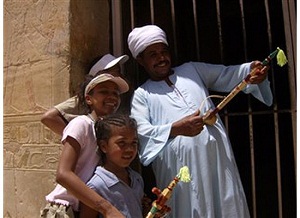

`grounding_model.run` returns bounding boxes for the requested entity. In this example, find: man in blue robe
[128,25,272,218]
